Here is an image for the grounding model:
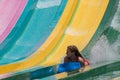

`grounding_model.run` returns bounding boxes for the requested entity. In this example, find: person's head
[66,45,84,59]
